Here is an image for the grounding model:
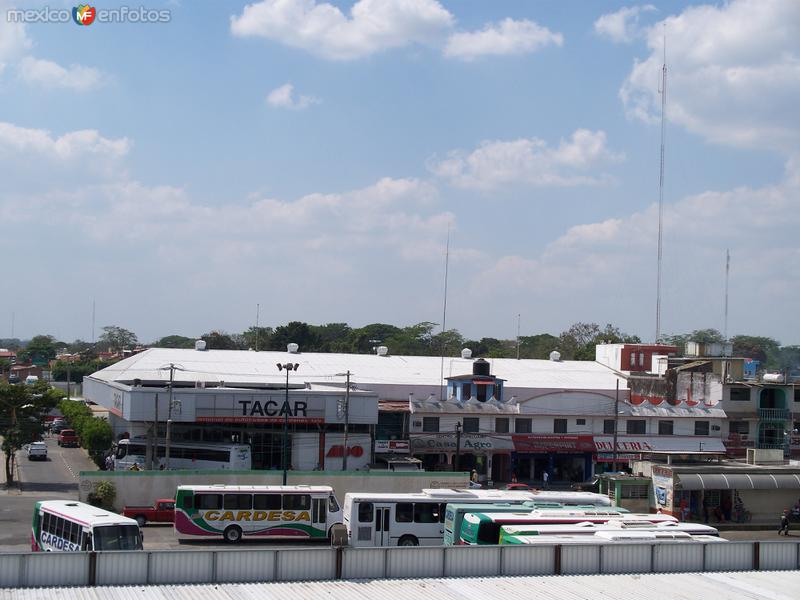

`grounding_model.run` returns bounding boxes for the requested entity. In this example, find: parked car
[50,419,67,434]
[502,483,532,491]
[26,441,48,461]
[122,499,175,527]
[57,429,79,448]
